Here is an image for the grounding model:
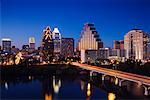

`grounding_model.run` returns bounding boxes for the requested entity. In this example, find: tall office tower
[2,38,11,53]
[22,45,29,52]
[77,23,103,51]
[29,37,35,50]
[124,29,150,60]
[61,38,74,58]
[113,40,125,58]
[41,26,54,57]
[114,40,124,49]
[52,27,61,55]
